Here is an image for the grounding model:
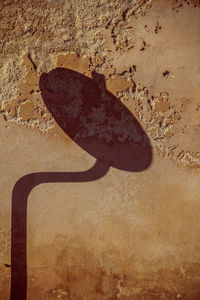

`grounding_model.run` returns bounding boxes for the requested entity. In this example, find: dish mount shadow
[11,68,152,300]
